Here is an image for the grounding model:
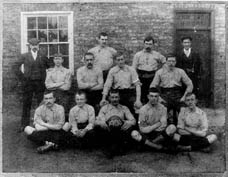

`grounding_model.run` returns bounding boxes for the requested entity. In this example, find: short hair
[115,51,125,59]
[181,36,192,42]
[109,89,120,96]
[148,87,159,94]
[144,36,155,44]
[98,32,108,38]
[84,52,94,59]
[44,90,55,97]
[166,54,176,60]
[185,92,196,99]
[53,53,63,59]
[75,90,87,99]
